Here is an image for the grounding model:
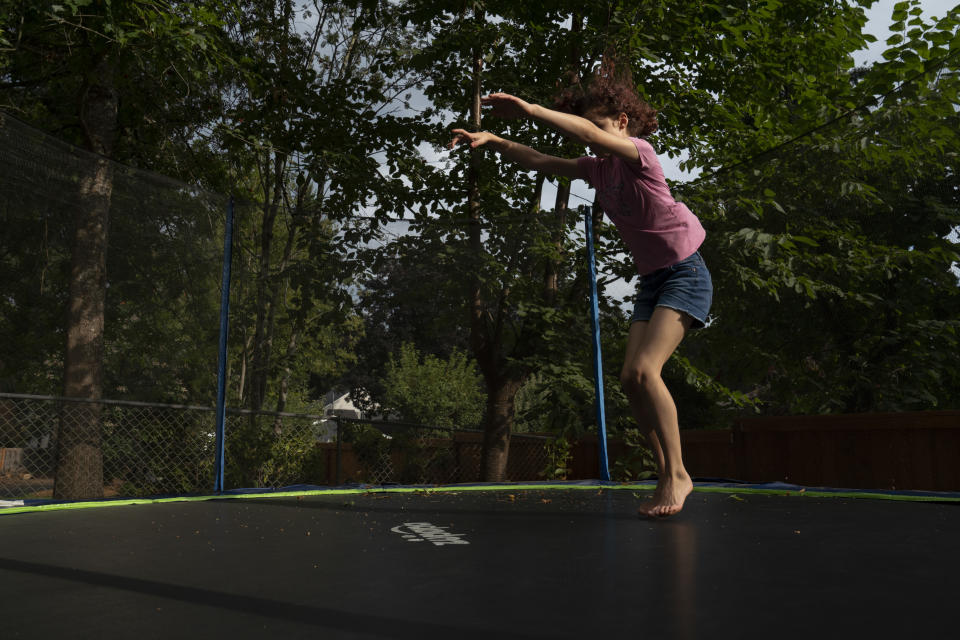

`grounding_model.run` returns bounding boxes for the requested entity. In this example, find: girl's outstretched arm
[448,129,583,179]
[482,93,640,162]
